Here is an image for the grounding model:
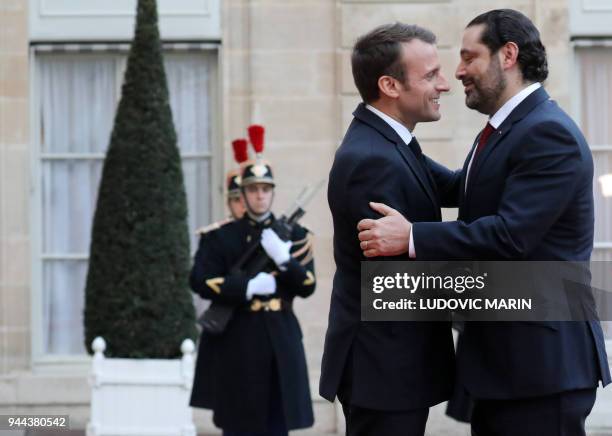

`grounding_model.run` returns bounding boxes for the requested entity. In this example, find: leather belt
[248,298,291,312]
